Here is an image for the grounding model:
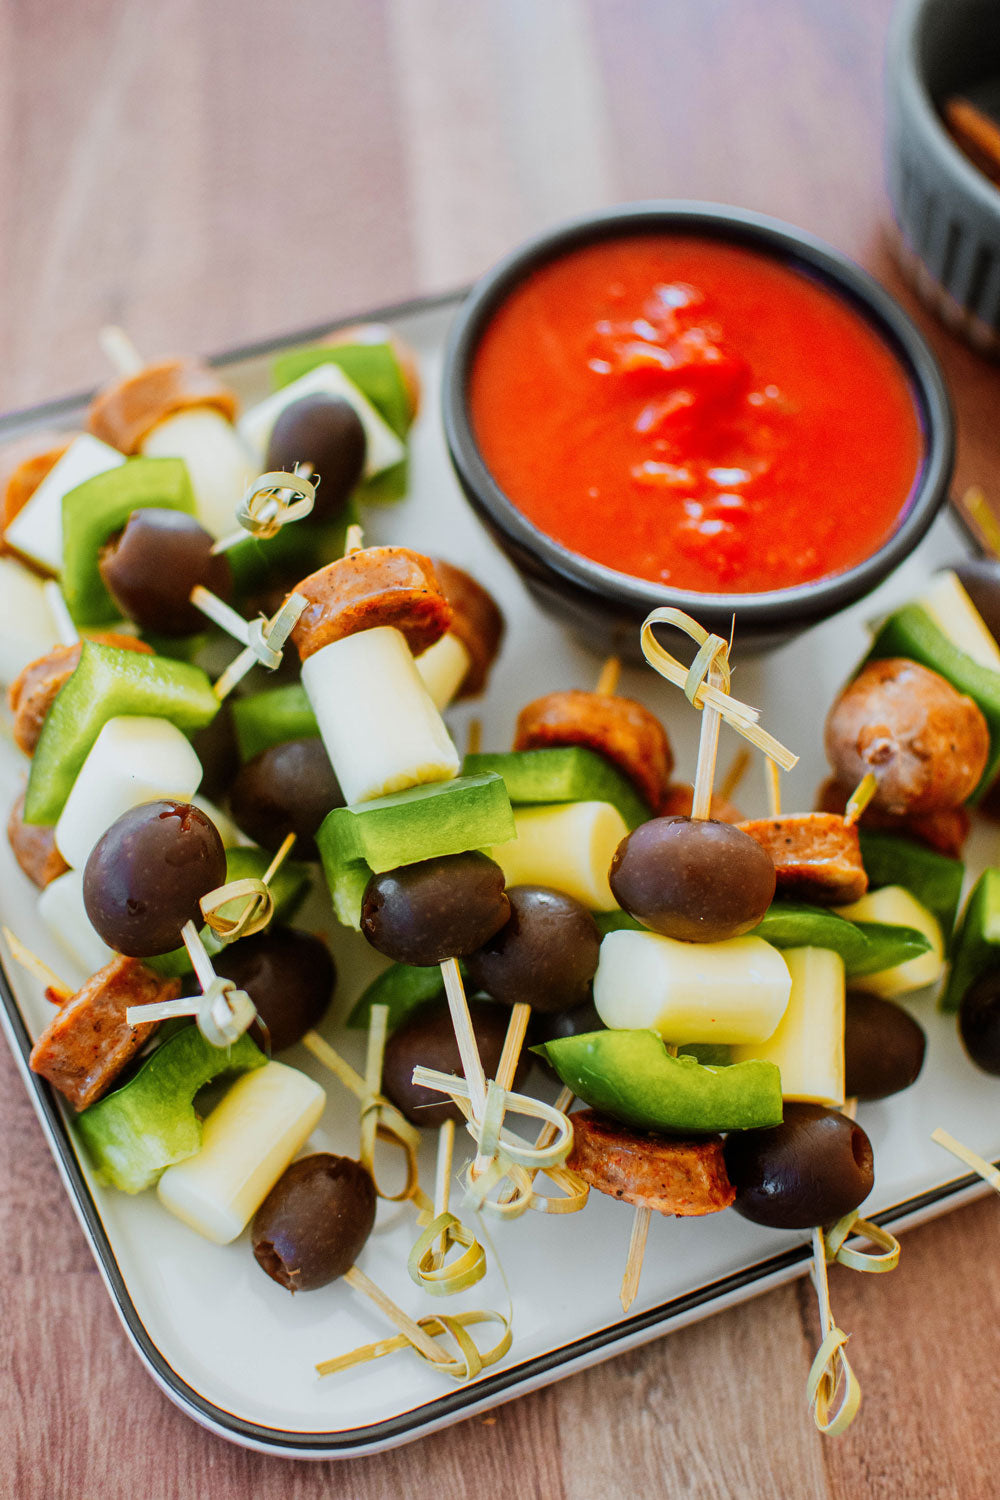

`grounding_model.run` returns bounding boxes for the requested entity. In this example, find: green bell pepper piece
[867,604,1000,800]
[856,828,965,942]
[941,868,1000,1012]
[232,683,319,760]
[76,1026,265,1193]
[318,773,515,876]
[535,1029,782,1134]
[62,458,195,626]
[226,507,354,598]
[750,900,930,977]
[272,341,412,437]
[346,959,472,1032]
[463,747,651,831]
[25,641,219,826]
[147,846,312,979]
